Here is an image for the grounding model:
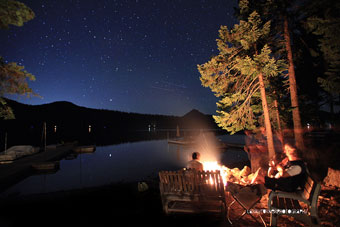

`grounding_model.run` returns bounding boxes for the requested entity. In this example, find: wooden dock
[0,143,76,192]
[168,139,244,150]
[224,143,245,149]
[167,139,196,146]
